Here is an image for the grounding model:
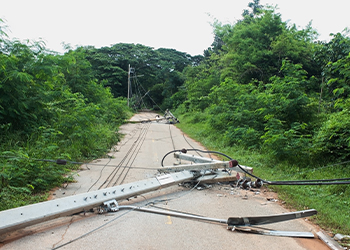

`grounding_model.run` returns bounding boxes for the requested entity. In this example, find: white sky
[1,0,349,56]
